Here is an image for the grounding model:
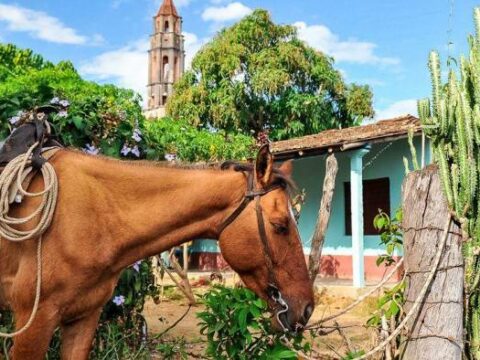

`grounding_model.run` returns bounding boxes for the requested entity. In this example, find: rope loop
[0,141,58,338]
